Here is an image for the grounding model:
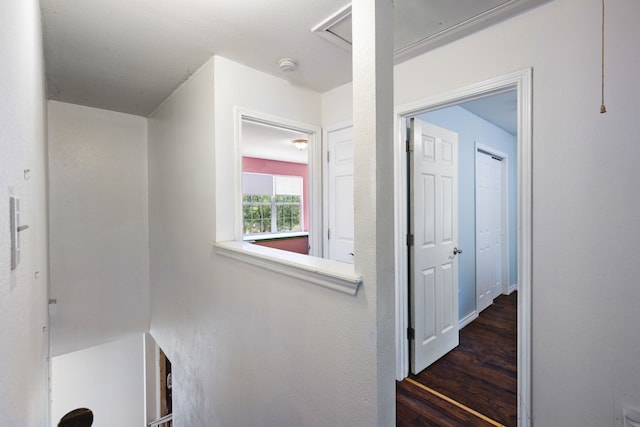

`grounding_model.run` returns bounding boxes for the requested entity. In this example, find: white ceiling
[242,121,309,164]
[41,0,549,116]
[460,90,518,136]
